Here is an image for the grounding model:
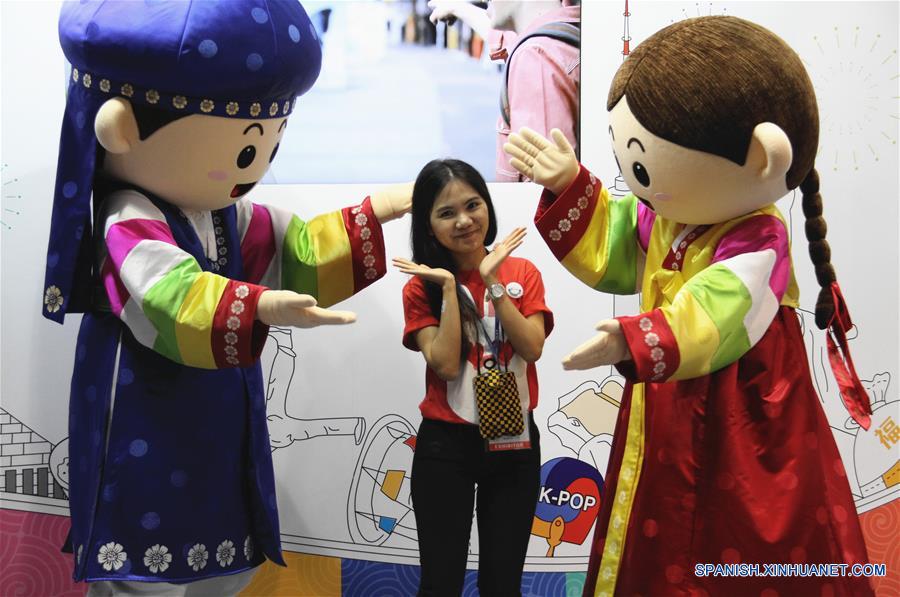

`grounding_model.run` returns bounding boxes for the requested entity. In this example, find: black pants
[411,416,541,597]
